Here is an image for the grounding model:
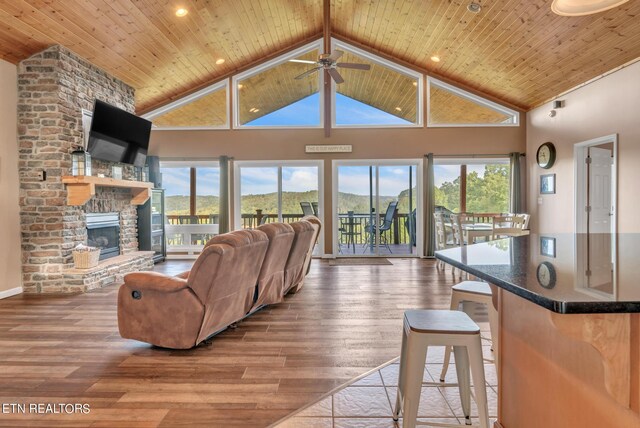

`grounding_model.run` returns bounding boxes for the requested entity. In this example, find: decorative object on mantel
[540,173,556,194]
[71,147,92,176]
[61,175,153,206]
[72,244,100,269]
[536,142,556,169]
